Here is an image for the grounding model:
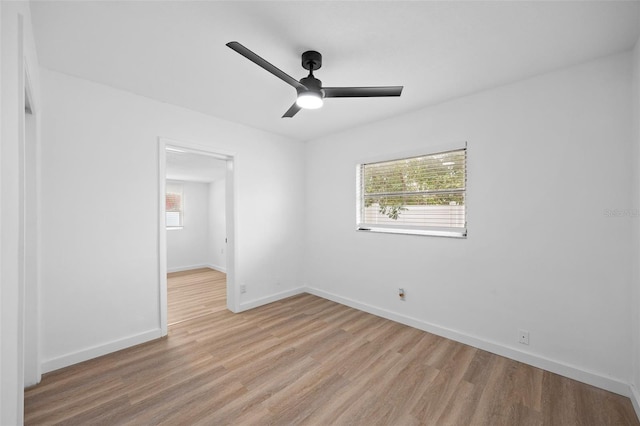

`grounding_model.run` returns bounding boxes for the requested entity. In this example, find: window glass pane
[166,193,182,212]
